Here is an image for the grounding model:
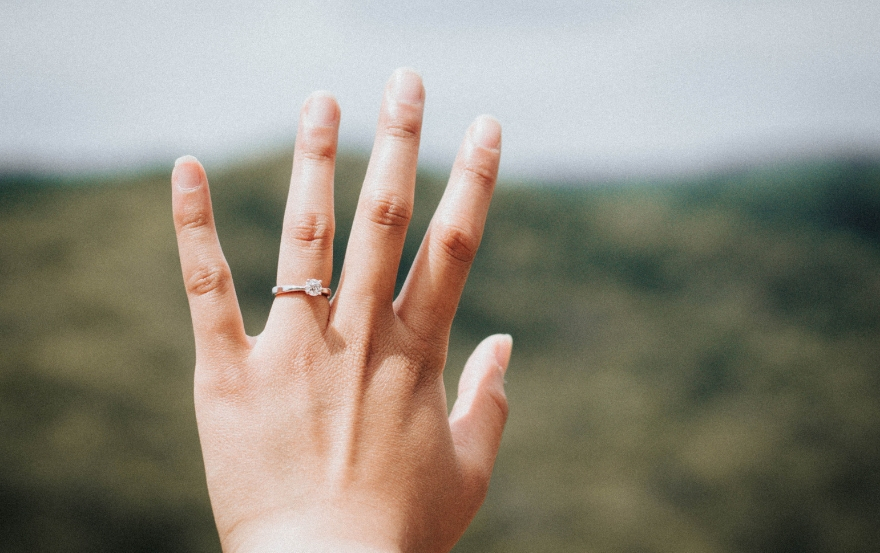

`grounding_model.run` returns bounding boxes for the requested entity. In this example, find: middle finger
[334,68,425,321]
